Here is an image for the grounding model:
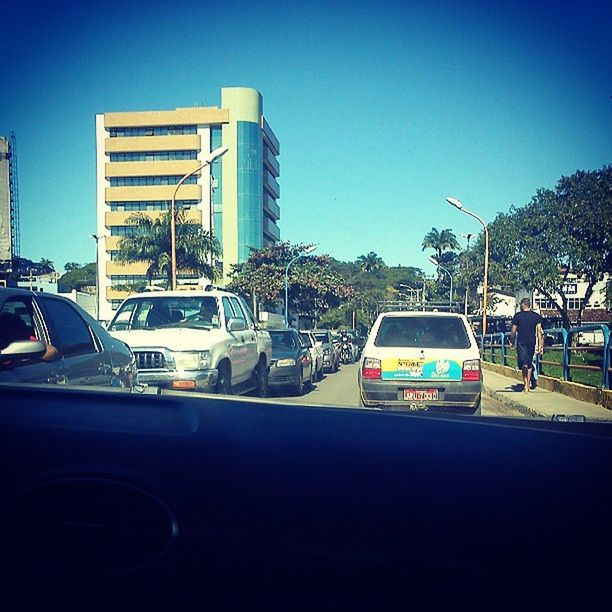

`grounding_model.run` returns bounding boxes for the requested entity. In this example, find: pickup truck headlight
[173,351,211,371]
[276,358,296,367]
